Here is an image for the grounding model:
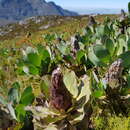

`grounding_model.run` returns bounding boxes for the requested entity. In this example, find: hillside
[0,0,78,26]
[0,14,118,41]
